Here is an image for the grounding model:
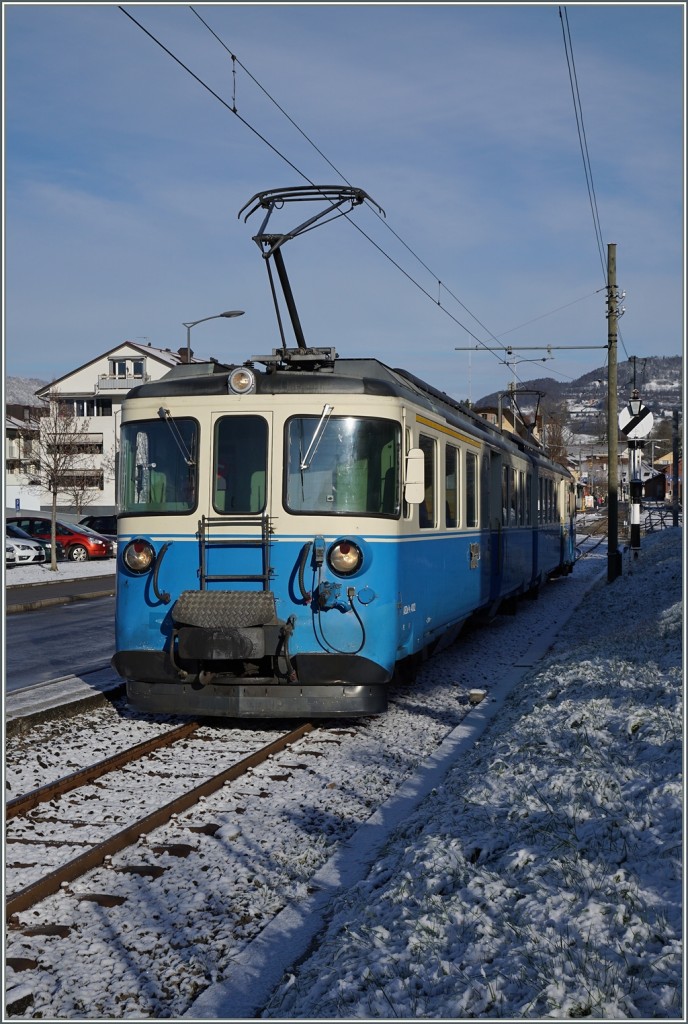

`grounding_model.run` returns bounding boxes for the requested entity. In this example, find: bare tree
[541,400,575,468]
[18,391,101,570]
[60,471,104,516]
